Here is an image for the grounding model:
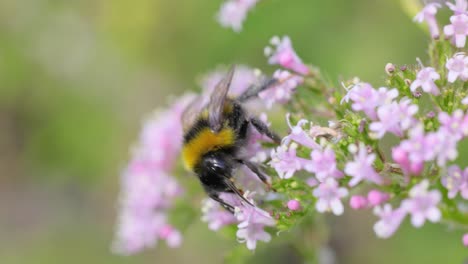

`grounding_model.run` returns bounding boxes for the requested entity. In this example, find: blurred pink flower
[414,3,442,39]
[401,180,441,228]
[304,148,344,182]
[426,129,459,166]
[444,14,468,48]
[344,144,383,187]
[446,53,468,82]
[349,195,368,210]
[158,225,183,248]
[446,0,468,15]
[217,0,259,32]
[463,233,468,247]
[438,109,468,139]
[201,197,237,231]
[269,144,308,179]
[410,67,440,95]
[313,178,348,215]
[112,93,194,254]
[373,204,406,238]
[264,36,309,75]
[367,190,390,207]
[235,204,276,250]
[396,125,429,174]
[441,165,468,199]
